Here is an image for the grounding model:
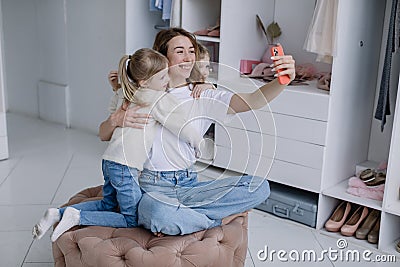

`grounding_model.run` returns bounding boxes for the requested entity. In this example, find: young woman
[100,28,296,236]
